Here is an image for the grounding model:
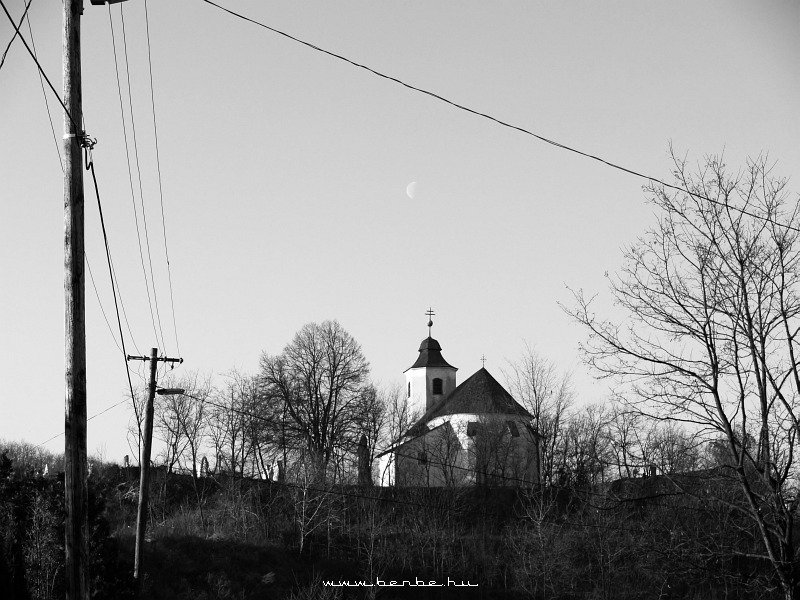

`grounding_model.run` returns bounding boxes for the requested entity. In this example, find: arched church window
[432,378,443,395]
[408,382,411,398]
